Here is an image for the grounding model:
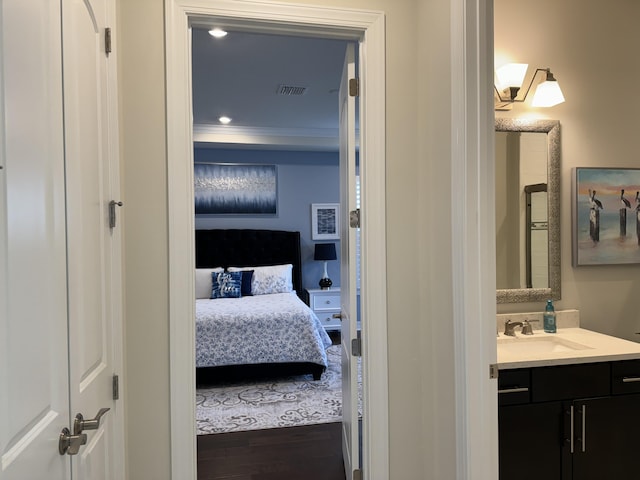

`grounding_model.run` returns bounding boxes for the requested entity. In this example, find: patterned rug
[196,345,350,434]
